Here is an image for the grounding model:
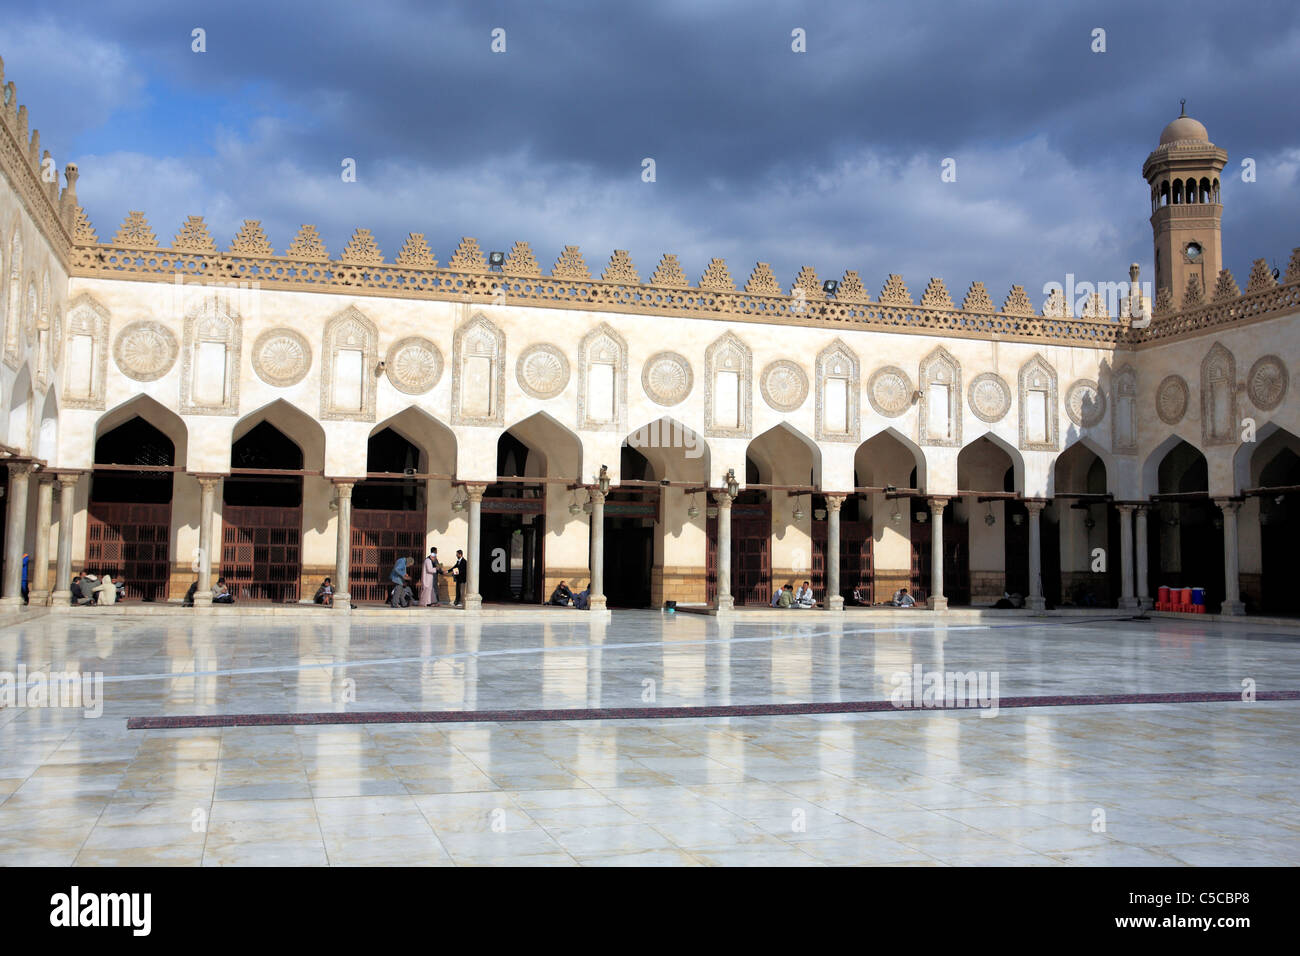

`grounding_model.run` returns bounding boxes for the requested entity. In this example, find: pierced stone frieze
[816,339,860,442]
[918,346,962,447]
[920,278,953,310]
[878,274,911,305]
[341,228,384,265]
[744,263,781,297]
[503,241,540,276]
[1246,354,1288,412]
[1200,342,1237,446]
[113,320,179,383]
[451,314,506,426]
[286,224,330,261]
[1065,378,1107,428]
[1156,375,1189,426]
[760,360,809,413]
[516,343,570,400]
[642,351,693,407]
[229,220,273,256]
[650,254,689,288]
[112,211,157,248]
[448,237,488,273]
[1017,354,1058,451]
[252,328,312,388]
[1153,287,1173,317]
[1212,268,1240,302]
[62,294,109,410]
[791,266,824,302]
[1003,285,1035,317]
[385,336,443,395]
[602,250,640,284]
[395,233,437,269]
[1245,258,1276,294]
[1183,273,1204,308]
[173,216,216,253]
[968,371,1012,424]
[698,258,735,292]
[72,206,97,244]
[866,365,913,418]
[180,297,242,416]
[962,282,995,313]
[319,306,378,422]
[551,245,590,280]
[1043,288,1068,317]
[1287,247,1300,284]
[704,331,752,438]
[1111,364,1138,454]
[837,270,869,303]
[577,322,629,431]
